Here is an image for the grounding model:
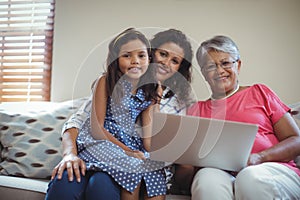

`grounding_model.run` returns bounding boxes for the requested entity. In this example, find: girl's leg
[191,167,234,200]
[85,171,120,200]
[144,195,166,200]
[121,183,141,200]
[45,170,88,200]
[141,180,165,200]
[173,164,197,193]
[235,162,300,200]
